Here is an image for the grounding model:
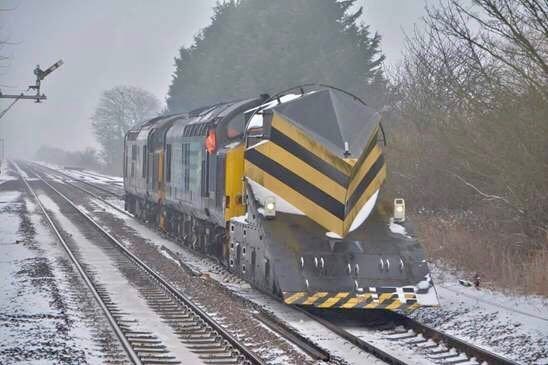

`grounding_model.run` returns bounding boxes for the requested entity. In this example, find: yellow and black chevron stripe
[282,290,420,312]
[244,111,386,236]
